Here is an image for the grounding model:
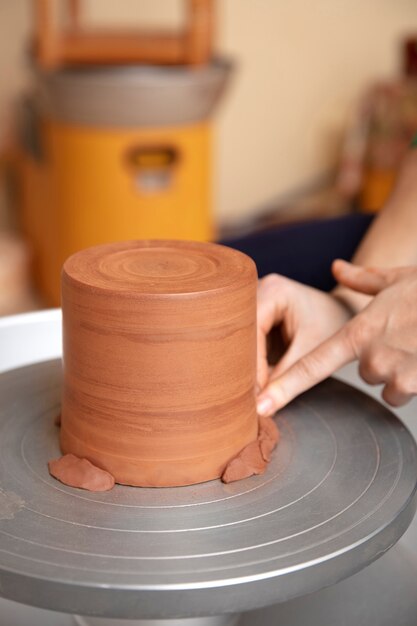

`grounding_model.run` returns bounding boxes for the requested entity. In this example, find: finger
[332,260,414,295]
[358,345,395,386]
[268,347,300,381]
[332,260,388,295]
[257,325,356,415]
[382,384,413,407]
[256,275,289,390]
[381,360,417,407]
[257,326,270,391]
[268,335,313,381]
